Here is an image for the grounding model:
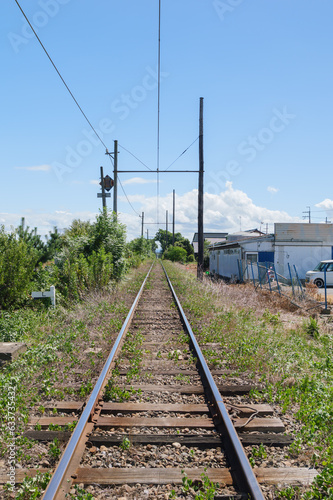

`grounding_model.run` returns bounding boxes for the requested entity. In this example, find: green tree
[16,217,46,263]
[43,227,63,262]
[0,226,39,309]
[164,245,187,263]
[175,238,194,259]
[154,229,183,253]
